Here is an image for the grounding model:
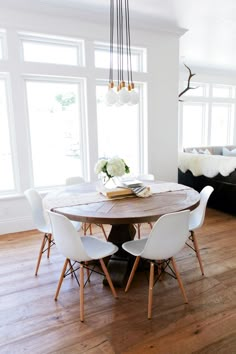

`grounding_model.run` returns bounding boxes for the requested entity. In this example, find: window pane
[211,104,232,145]
[183,83,207,97]
[212,85,232,98]
[182,103,206,147]
[0,79,14,192]
[26,80,82,187]
[22,41,78,65]
[96,85,141,175]
[94,44,146,72]
[0,38,3,60]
